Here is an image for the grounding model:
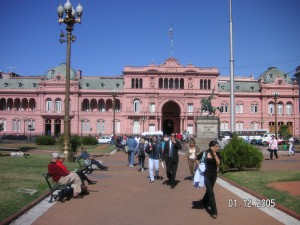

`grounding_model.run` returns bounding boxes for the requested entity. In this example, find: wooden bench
[42,173,73,203]
[76,156,94,174]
